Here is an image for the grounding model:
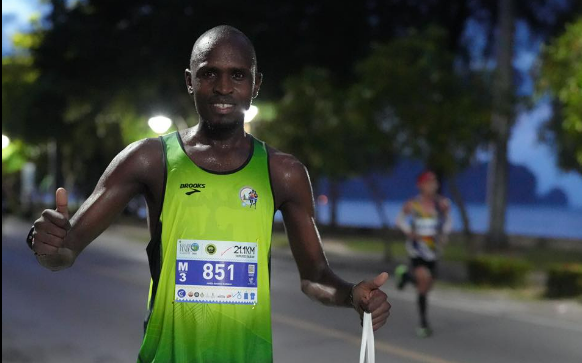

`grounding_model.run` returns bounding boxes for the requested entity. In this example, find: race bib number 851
[175,240,258,305]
